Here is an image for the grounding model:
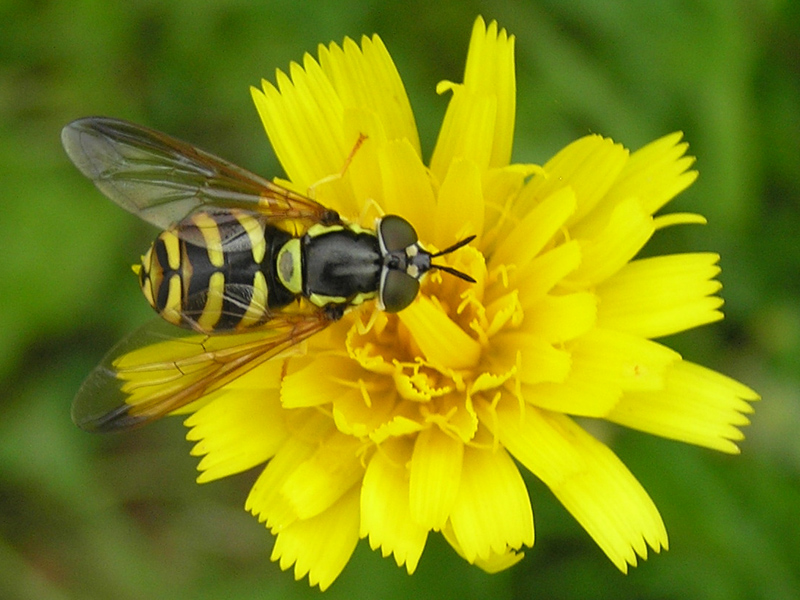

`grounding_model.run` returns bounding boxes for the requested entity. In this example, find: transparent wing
[176,282,289,334]
[61,116,336,230]
[73,312,333,433]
